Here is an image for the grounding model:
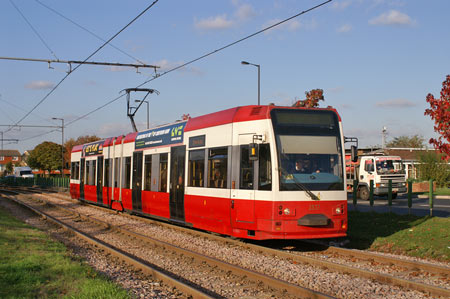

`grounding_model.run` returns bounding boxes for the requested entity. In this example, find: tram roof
[72,105,340,153]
